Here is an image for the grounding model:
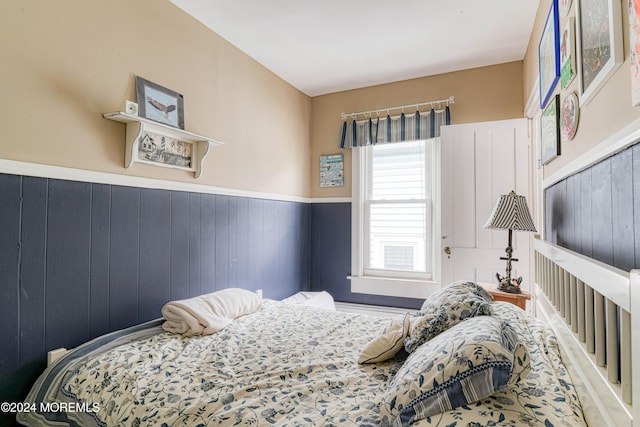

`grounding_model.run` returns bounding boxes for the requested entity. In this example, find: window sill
[348,275,440,299]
